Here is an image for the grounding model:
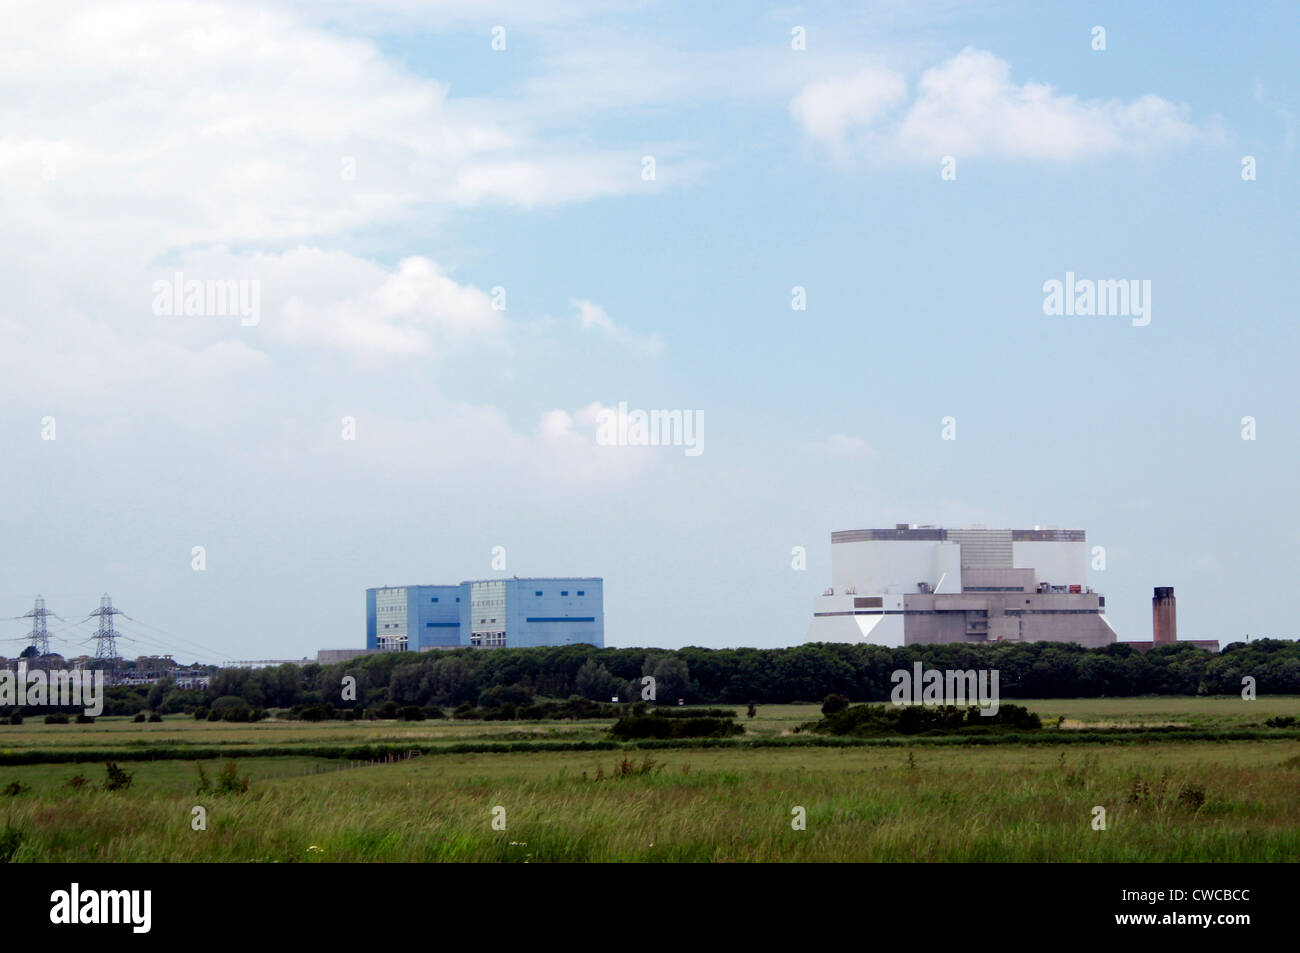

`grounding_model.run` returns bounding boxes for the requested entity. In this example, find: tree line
[69,638,1300,716]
